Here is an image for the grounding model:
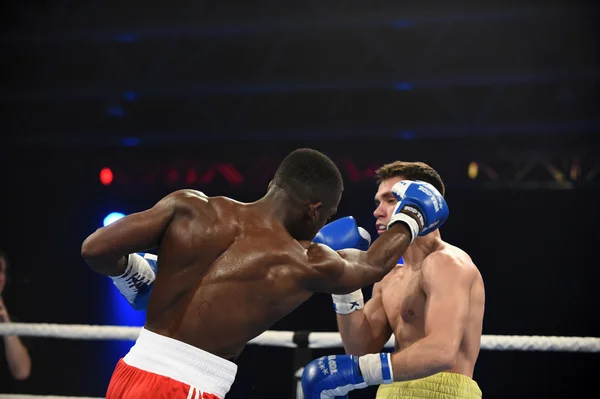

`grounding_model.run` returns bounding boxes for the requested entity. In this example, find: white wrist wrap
[359,353,394,385]
[331,289,364,315]
[110,253,156,303]
[388,213,418,244]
